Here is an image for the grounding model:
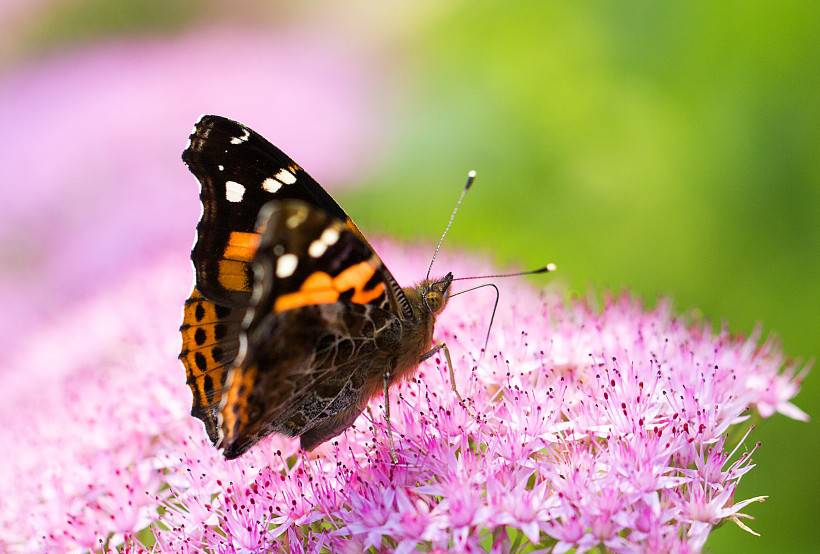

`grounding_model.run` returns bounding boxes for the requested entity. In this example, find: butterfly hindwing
[218,200,406,458]
[221,302,400,459]
[179,288,242,442]
[183,115,348,306]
